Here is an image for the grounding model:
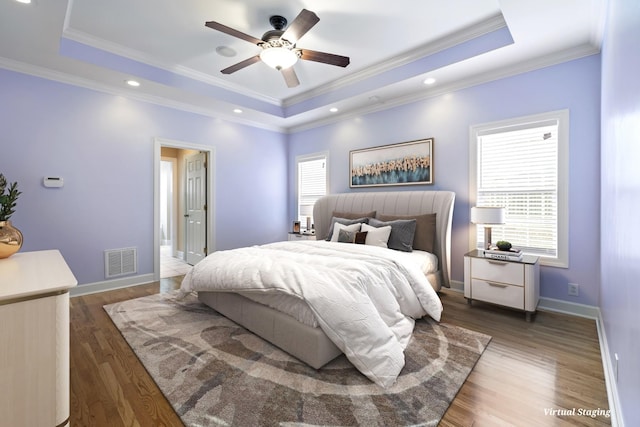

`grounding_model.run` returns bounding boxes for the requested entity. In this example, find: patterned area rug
[104,292,491,426]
